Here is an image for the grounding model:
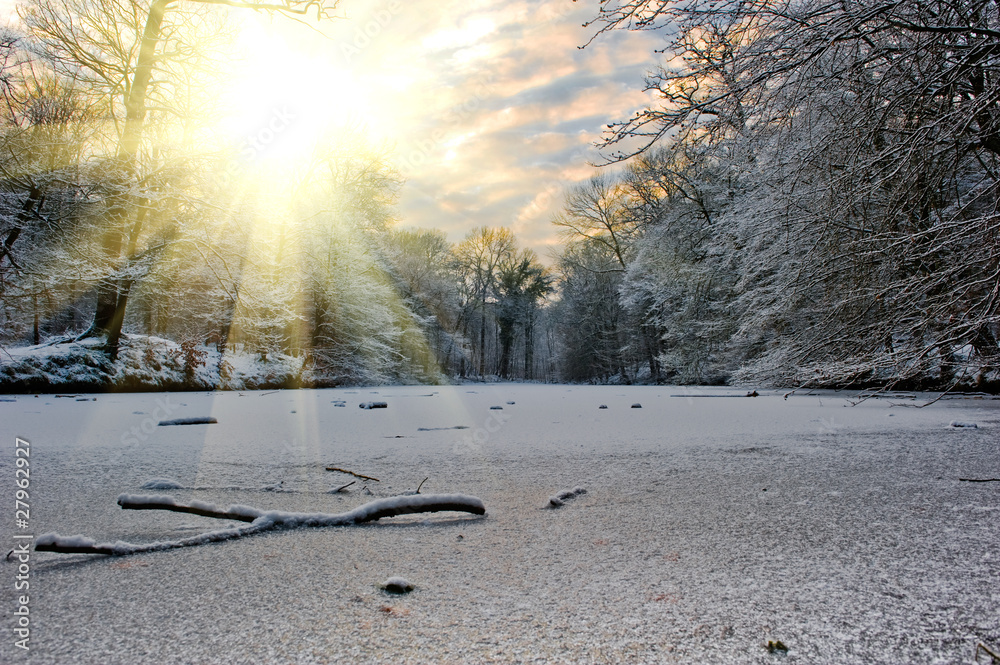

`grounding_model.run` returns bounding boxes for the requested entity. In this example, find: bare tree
[453,226,515,376]
[553,174,641,271]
